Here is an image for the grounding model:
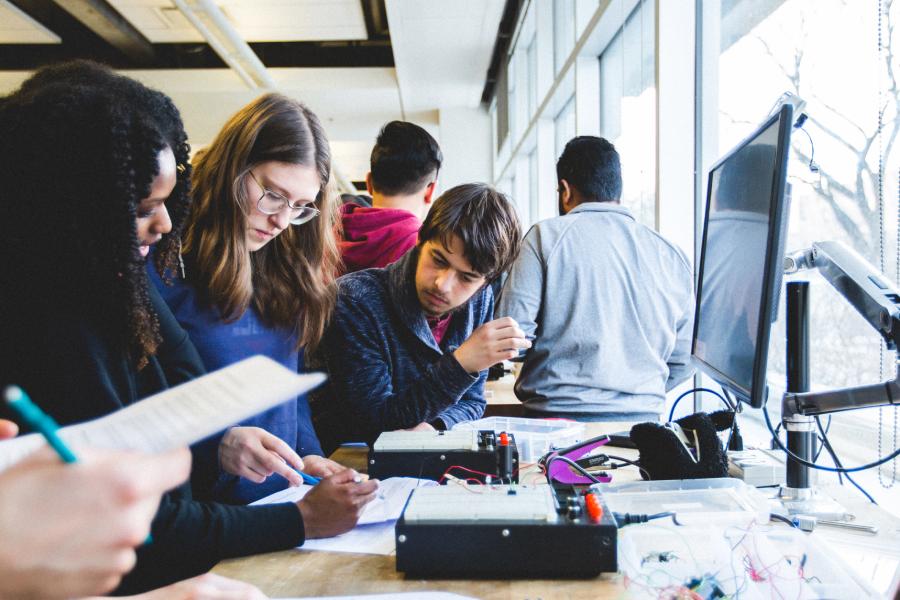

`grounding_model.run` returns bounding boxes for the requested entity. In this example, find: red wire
[443,465,495,478]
